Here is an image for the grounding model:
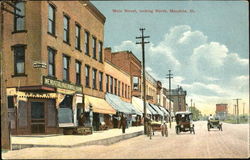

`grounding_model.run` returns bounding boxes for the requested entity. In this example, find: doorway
[31,102,45,133]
